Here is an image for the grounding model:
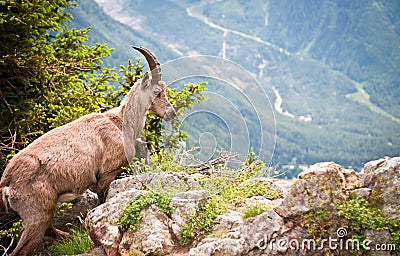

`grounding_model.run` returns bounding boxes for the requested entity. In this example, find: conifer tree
[0,0,118,169]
